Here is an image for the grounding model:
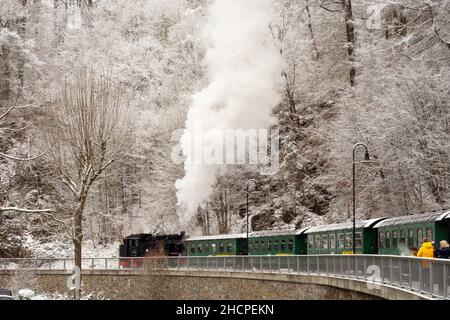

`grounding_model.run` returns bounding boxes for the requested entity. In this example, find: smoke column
[175,0,283,223]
